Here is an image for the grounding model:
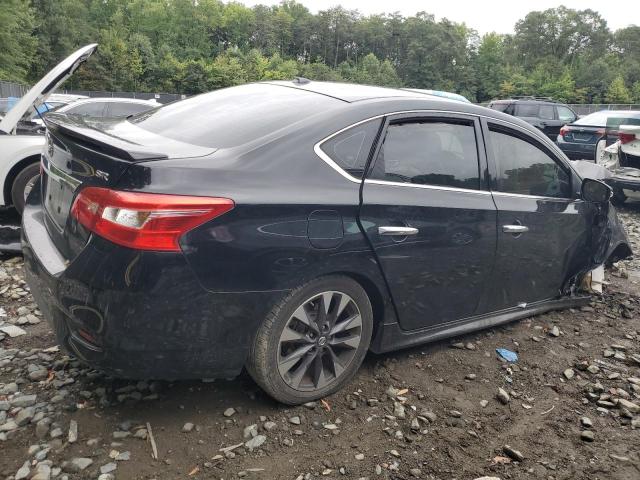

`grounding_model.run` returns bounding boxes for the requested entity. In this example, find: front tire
[11,163,40,214]
[247,276,373,405]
